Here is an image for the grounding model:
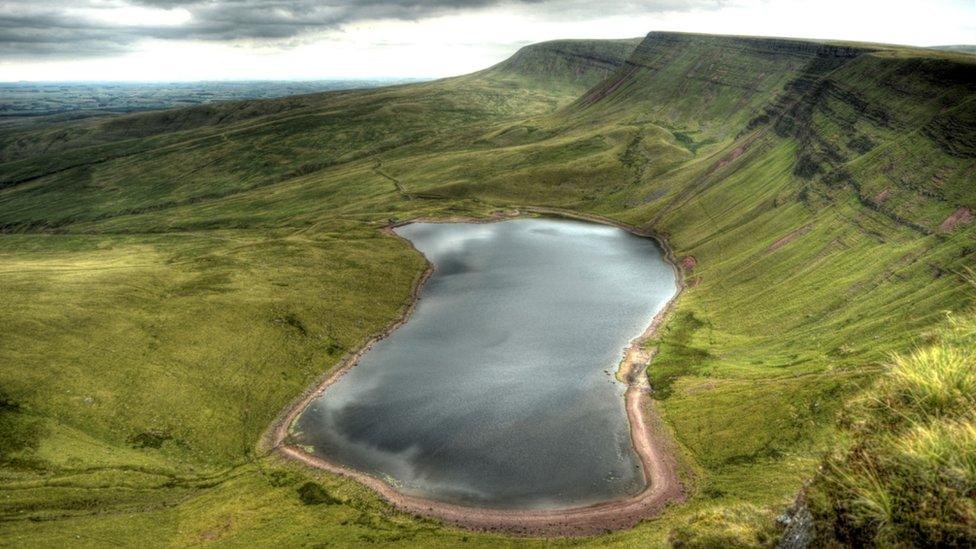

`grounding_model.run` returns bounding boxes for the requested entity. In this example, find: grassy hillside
[1,31,973,546]
[476,38,642,92]
[931,45,976,55]
[803,303,976,546]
